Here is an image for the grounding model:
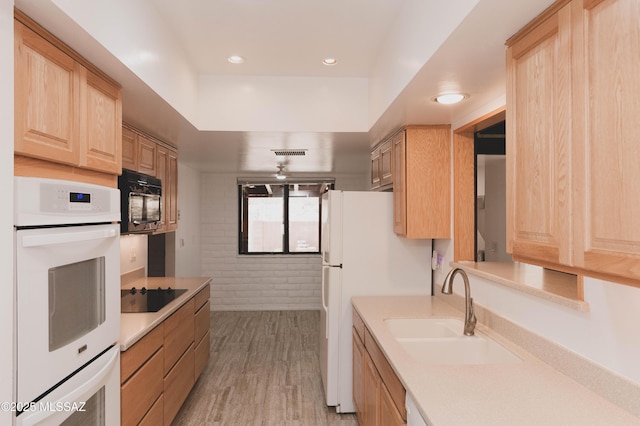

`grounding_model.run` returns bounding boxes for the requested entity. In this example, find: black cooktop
[121,287,187,313]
